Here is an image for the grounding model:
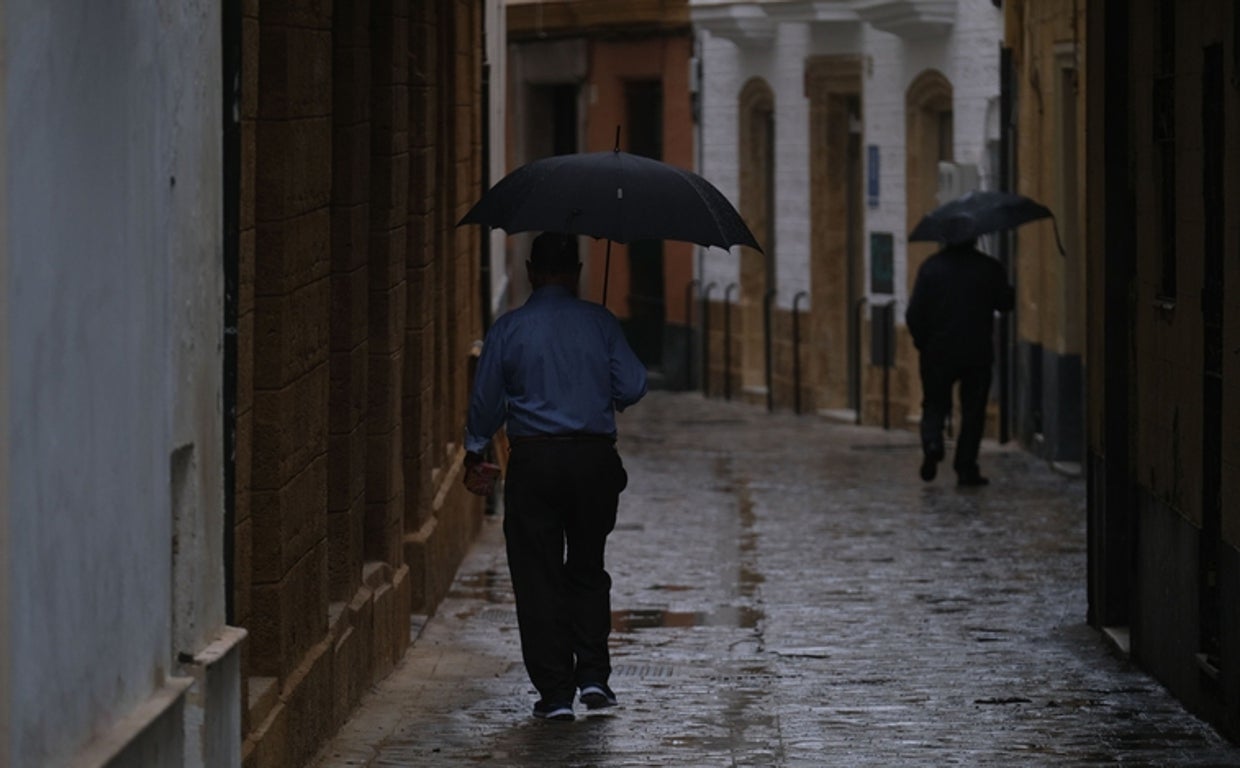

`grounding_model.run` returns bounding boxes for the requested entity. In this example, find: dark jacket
[906,244,1014,366]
